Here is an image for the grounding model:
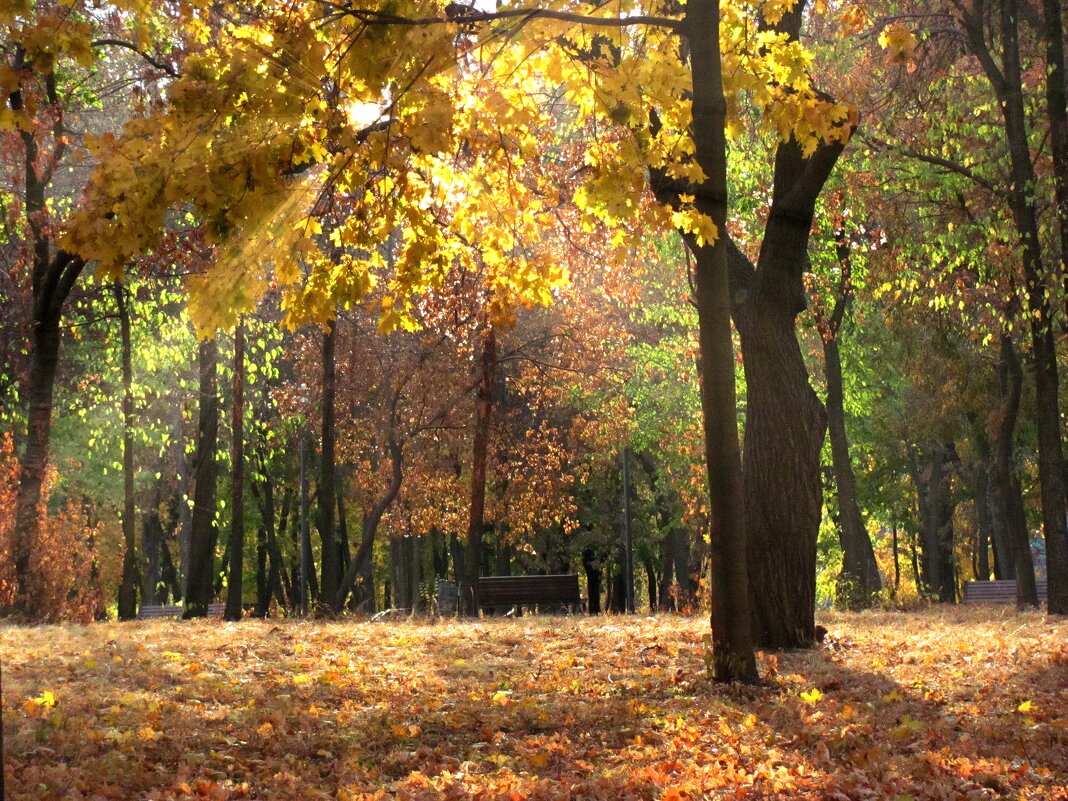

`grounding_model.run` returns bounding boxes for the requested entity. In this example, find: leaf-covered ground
[2,607,1066,800]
